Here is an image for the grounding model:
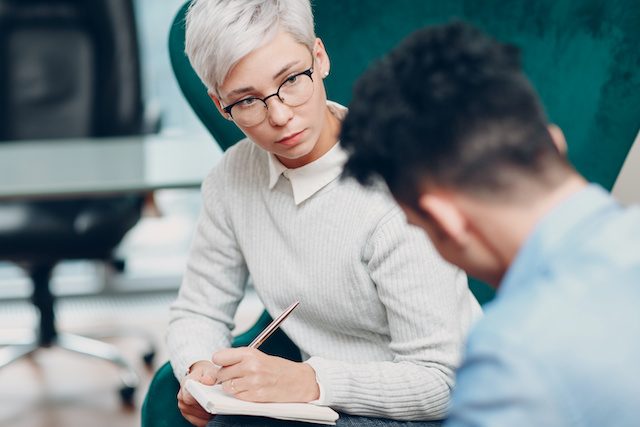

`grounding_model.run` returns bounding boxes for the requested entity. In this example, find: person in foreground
[167,1,482,426]
[341,20,640,427]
